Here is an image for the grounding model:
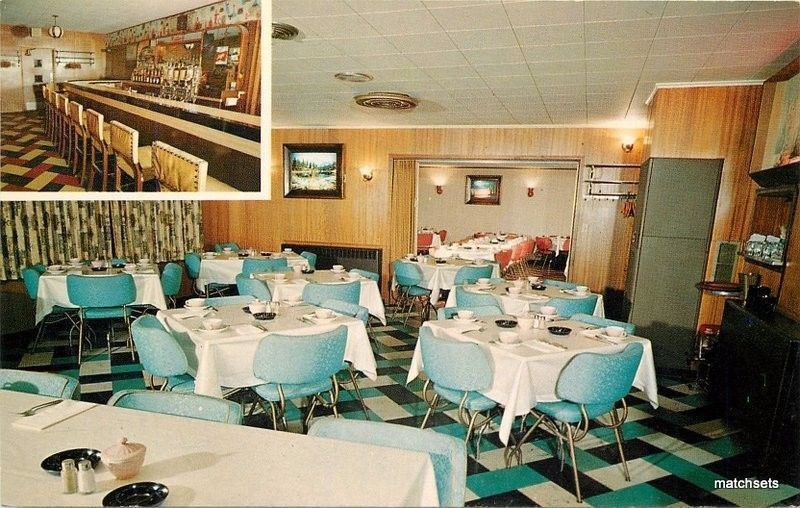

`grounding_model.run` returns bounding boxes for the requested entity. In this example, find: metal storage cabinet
[625,157,724,370]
